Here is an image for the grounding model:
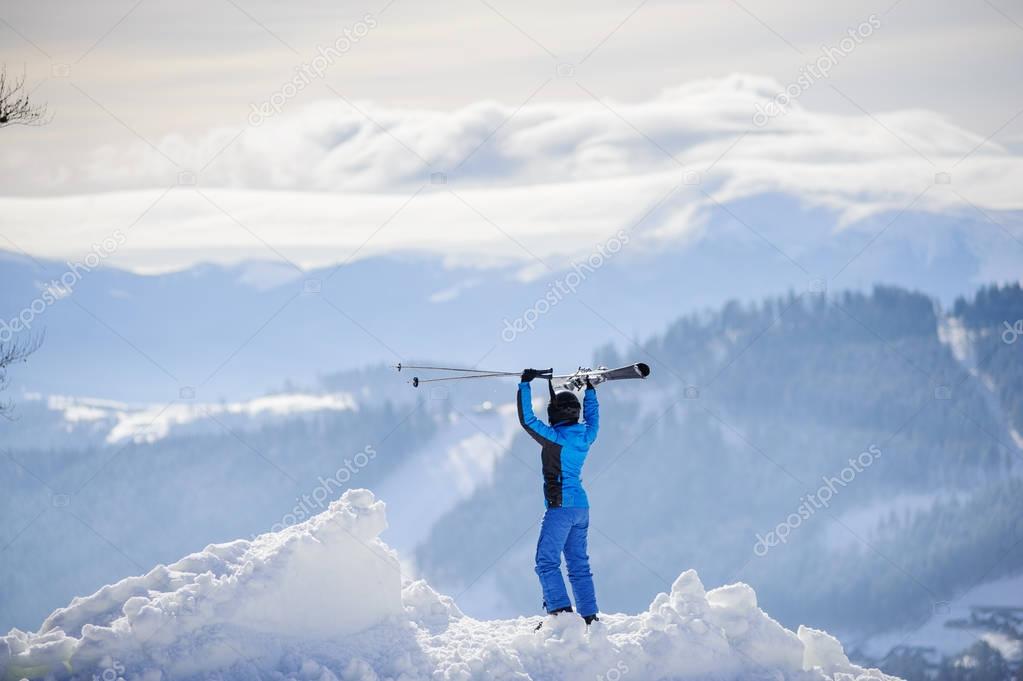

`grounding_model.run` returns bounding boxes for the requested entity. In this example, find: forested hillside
[0,395,438,630]
[5,282,1020,681]
[953,283,1023,438]
[417,284,1023,647]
